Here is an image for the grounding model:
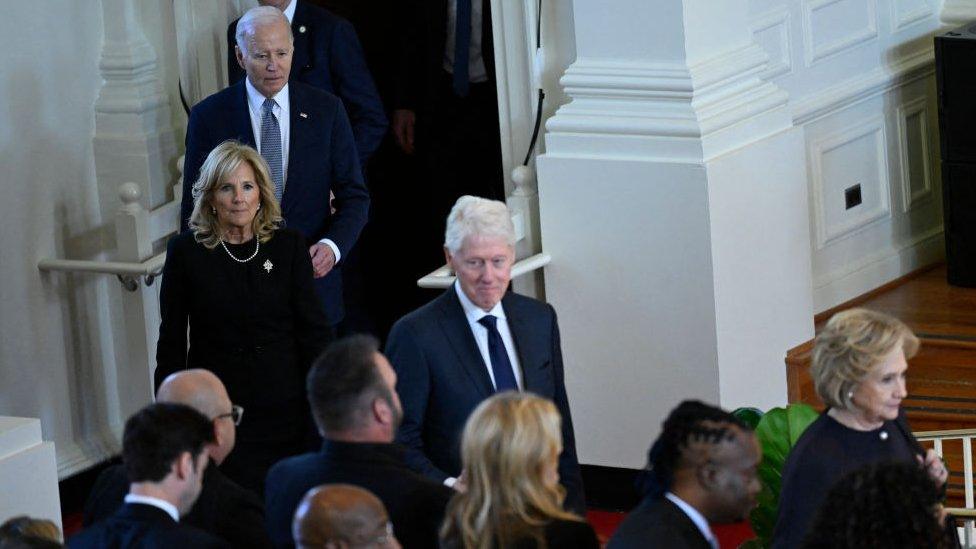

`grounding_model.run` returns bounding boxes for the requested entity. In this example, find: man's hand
[309,243,336,278]
[392,109,416,154]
